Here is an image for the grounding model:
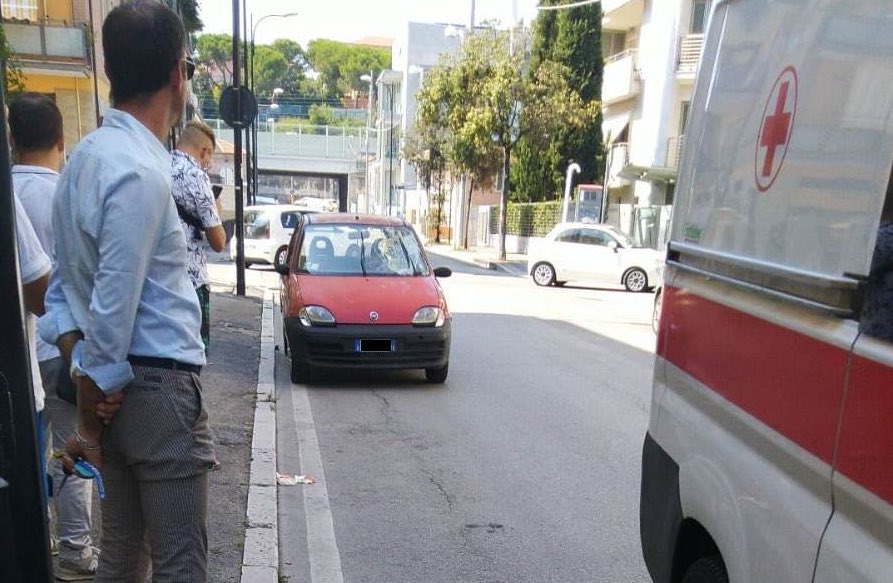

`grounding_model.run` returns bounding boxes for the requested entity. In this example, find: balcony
[676,34,704,79]
[666,135,686,168]
[602,50,640,105]
[3,21,90,74]
[602,0,644,31]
